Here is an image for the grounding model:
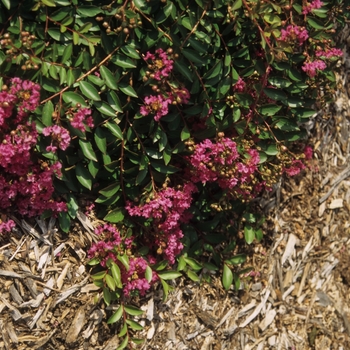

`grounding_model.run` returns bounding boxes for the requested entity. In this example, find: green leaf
[62,91,87,107]
[244,225,255,244]
[1,0,11,10]
[73,31,79,45]
[105,274,116,291]
[76,5,102,17]
[225,254,247,265]
[42,101,54,126]
[151,161,179,174]
[145,265,153,282]
[103,287,111,305]
[258,104,282,116]
[174,60,193,82]
[100,66,119,90]
[186,269,200,282]
[268,76,292,88]
[67,193,79,219]
[110,261,123,289]
[95,101,118,117]
[79,81,101,101]
[222,264,233,290]
[135,168,148,185]
[61,43,73,64]
[104,121,123,140]
[126,319,143,331]
[183,49,207,65]
[87,257,100,266]
[75,163,92,190]
[117,335,129,350]
[107,91,123,113]
[112,54,137,68]
[119,84,138,98]
[307,17,325,30]
[92,270,107,280]
[118,323,128,338]
[42,0,56,7]
[158,271,182,280]
[99,183,121,197]
[183,257,202,271]
[58,212,71,233]
[160,278,169,301]
[104,208,125,223]
[124,305,144,316]
[231,0,242,10]
[107,305,123,324]
[94,127,107,153]
[117,254,129,270]
[79,139,98,162]
[263,88,286,101]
